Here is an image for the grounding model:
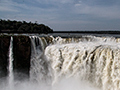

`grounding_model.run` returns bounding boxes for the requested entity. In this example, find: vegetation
[53,31,120,34]
[0,19,53,33]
